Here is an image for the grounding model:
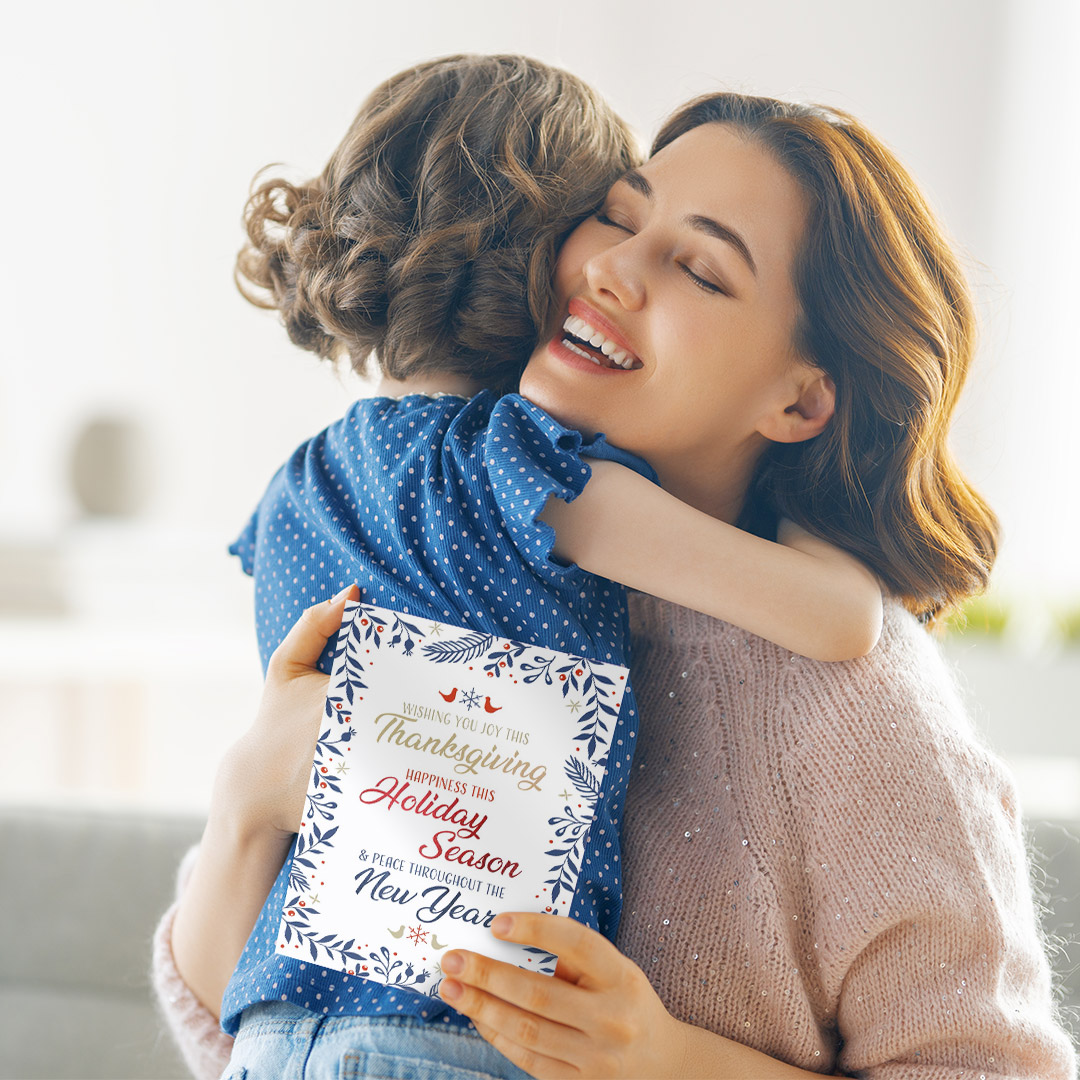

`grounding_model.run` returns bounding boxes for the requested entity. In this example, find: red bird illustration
[483,696,502,713]
[438,687,458,702]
